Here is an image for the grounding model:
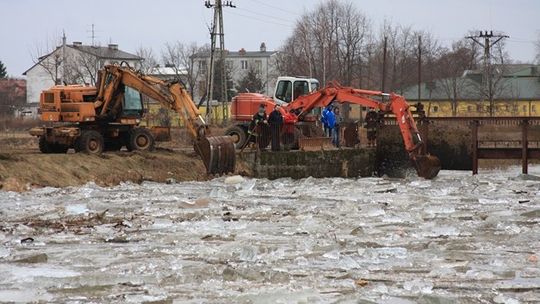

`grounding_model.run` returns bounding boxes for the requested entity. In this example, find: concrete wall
[243,148,376,179]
